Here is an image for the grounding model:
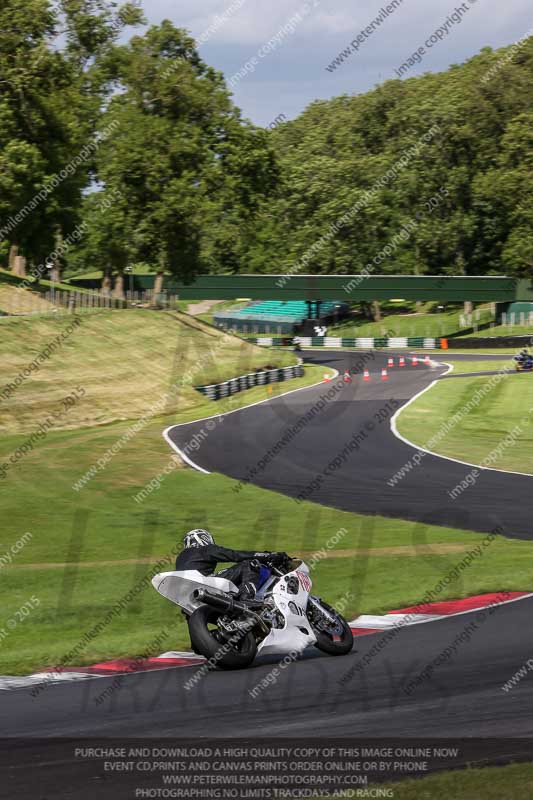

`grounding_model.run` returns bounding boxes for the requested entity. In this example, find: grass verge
[442,359,514,374]
[337,761,533,799]
[397,369,533,472]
